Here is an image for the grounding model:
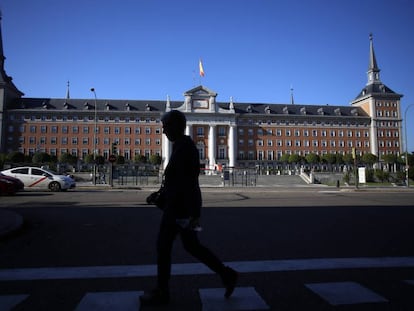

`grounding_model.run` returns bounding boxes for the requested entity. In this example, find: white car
[1,167,76,192]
